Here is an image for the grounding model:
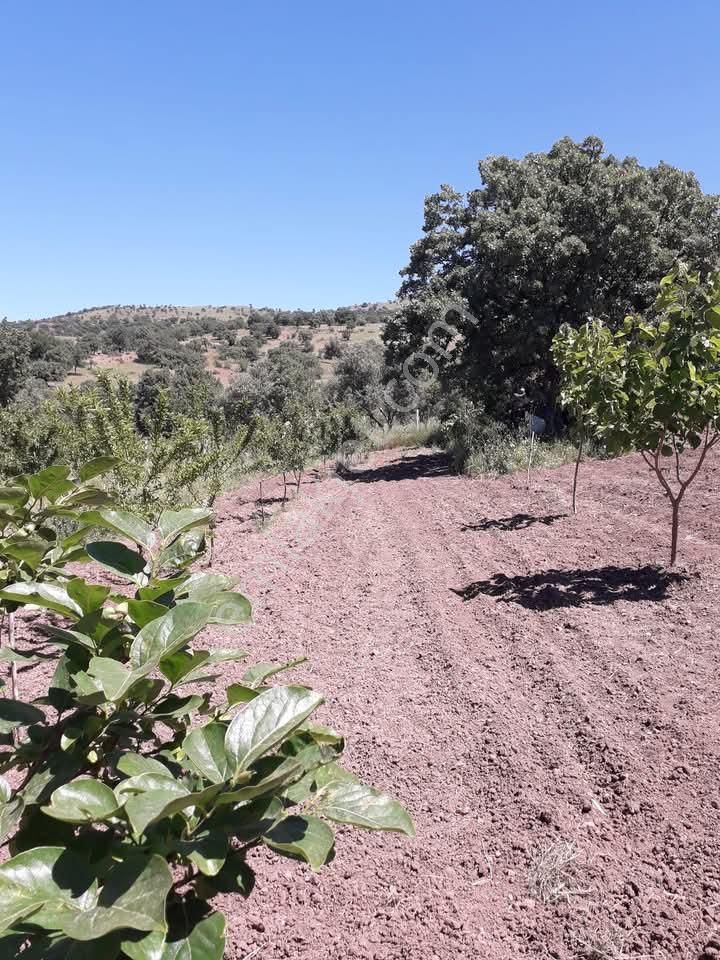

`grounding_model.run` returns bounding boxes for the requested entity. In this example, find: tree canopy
[385,136,720,421]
